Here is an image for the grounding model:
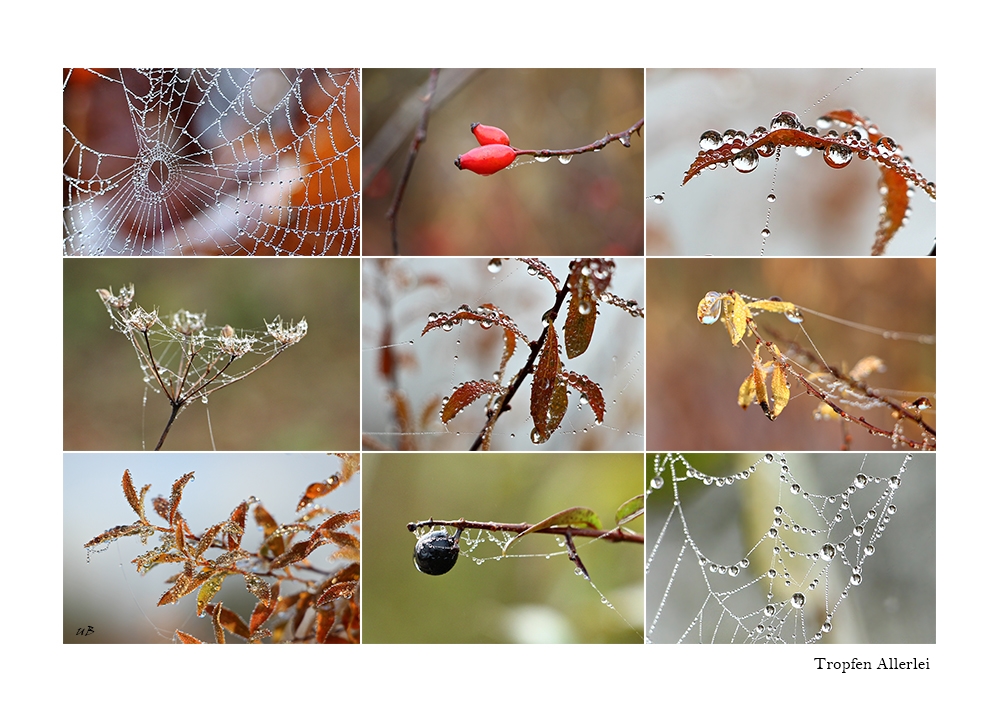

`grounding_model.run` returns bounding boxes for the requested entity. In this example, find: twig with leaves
[84,456,360,644]
[98,285,307,450]
[409,497,643,580]
[422,258,644,450]
[683,110,935,255]
[697,289,935,450]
